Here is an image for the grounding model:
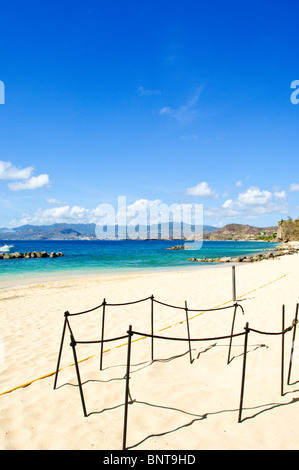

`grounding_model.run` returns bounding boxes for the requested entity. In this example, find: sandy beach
[1,246,299,451]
